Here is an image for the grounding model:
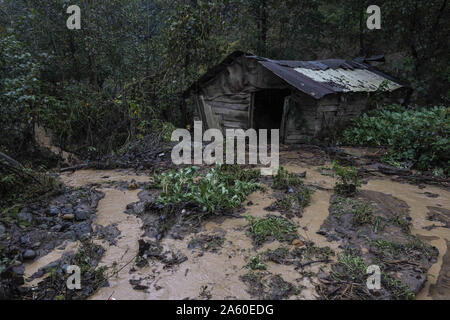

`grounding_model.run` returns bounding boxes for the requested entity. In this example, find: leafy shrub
[154,165,260,213]
[332,161,361,196]
[341,105,449,172]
